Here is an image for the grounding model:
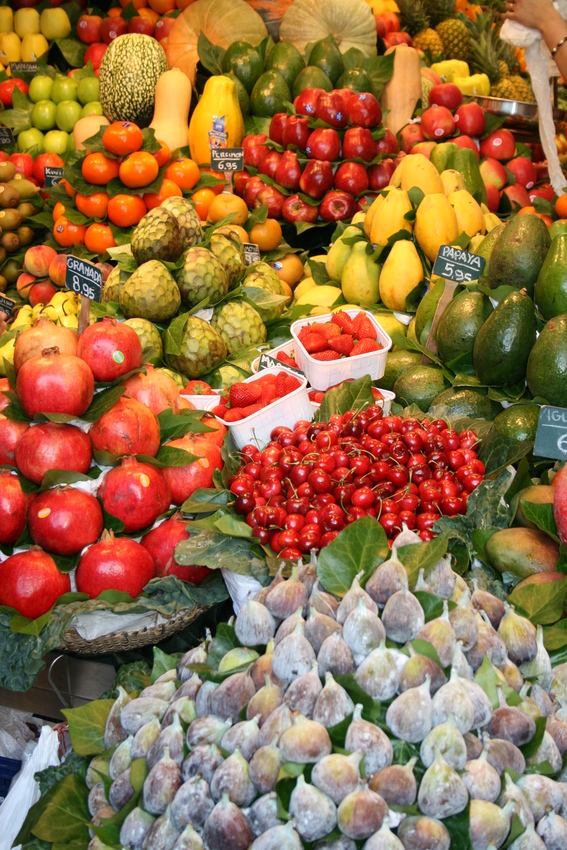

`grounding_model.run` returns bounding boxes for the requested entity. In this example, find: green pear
[341,241,380,305]
[326,226,361,282]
